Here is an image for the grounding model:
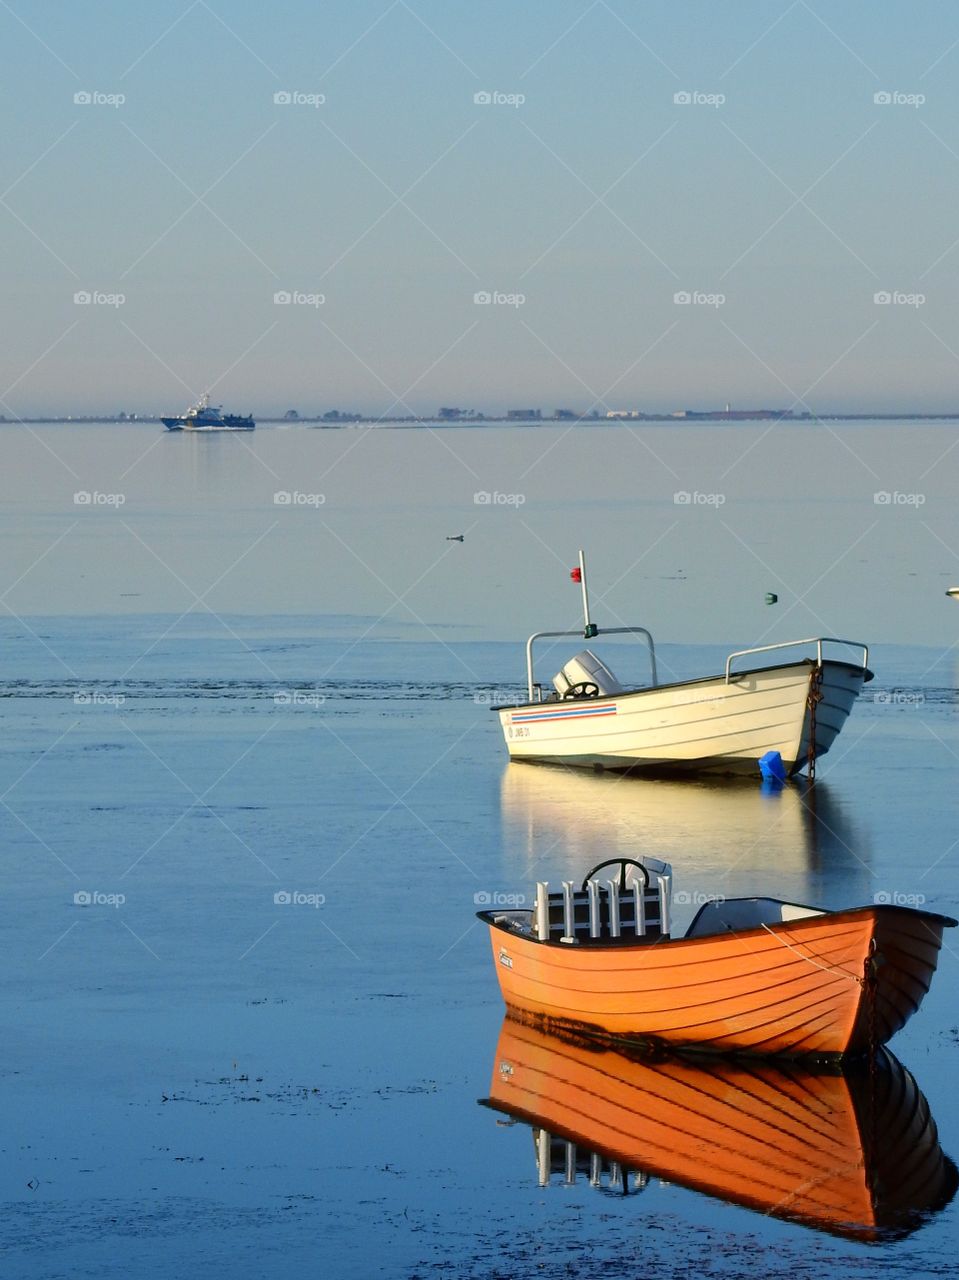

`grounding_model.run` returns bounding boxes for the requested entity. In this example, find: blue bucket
[758,750,786,783]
